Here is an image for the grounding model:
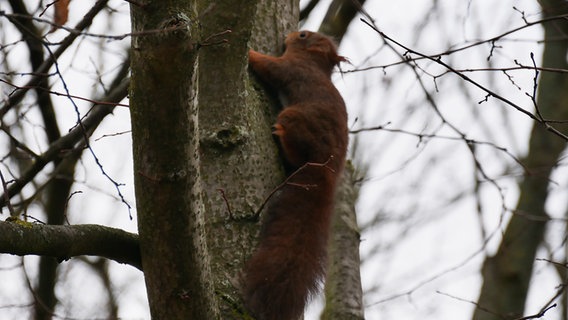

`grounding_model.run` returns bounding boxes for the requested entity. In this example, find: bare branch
[0,78,129,208]
[360,18,568,141]
[0,0,110,117]
[351,125,529,174]
[349,13,568,72]
[514,304,557,320]
[0,221,141,270]
[0,79,129,108]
